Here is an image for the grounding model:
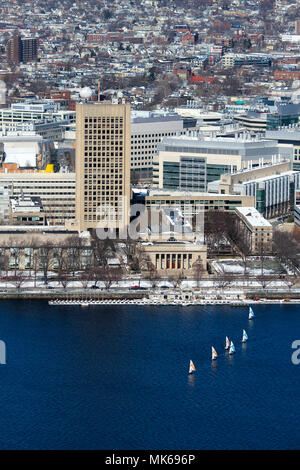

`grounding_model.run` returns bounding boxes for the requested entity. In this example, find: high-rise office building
[76,102,131,232]
[6,34,38,63]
